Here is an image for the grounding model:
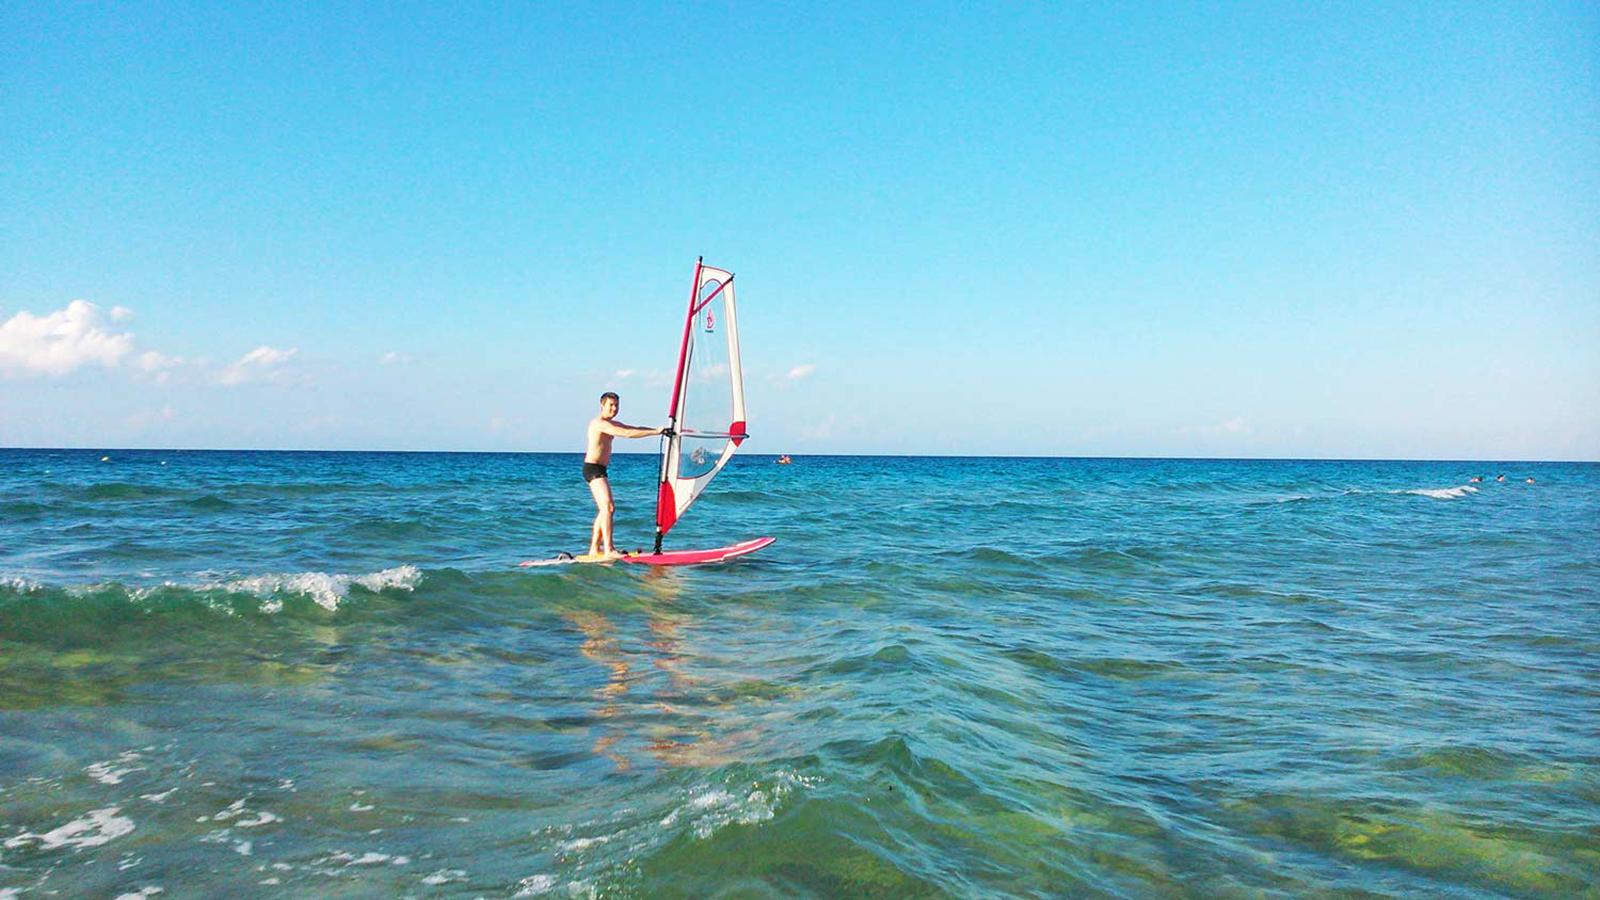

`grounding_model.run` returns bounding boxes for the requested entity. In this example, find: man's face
[601,397,619,419]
